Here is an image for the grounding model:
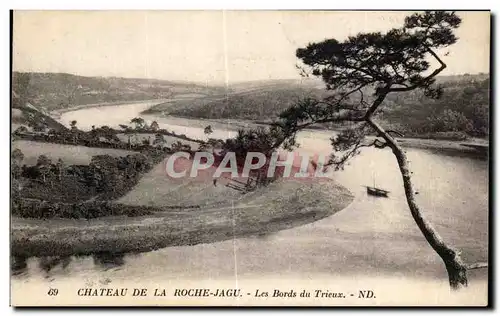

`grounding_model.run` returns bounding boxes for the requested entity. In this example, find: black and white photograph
[10,10,490,306]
